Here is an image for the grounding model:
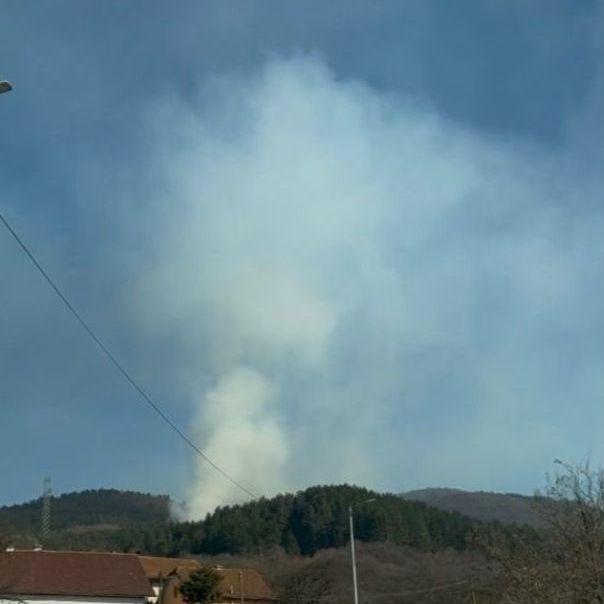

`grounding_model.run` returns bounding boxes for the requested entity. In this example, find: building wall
[212,600,275,604]
[1,596,147,604]
[147,583,161,604]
